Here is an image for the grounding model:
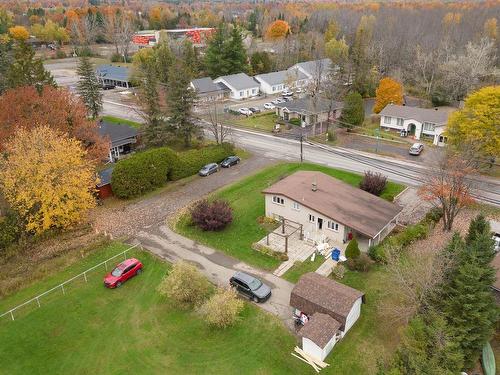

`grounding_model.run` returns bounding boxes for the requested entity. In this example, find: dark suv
[229,272,271,303]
